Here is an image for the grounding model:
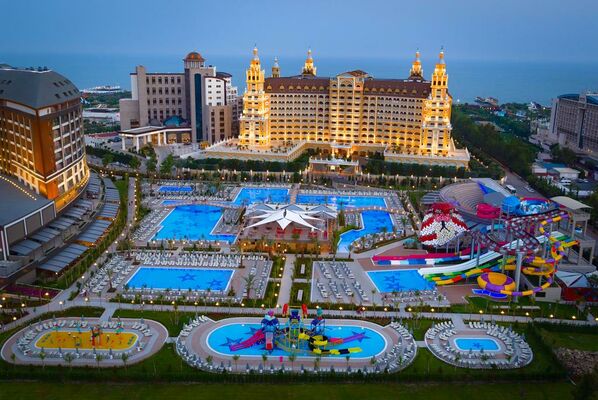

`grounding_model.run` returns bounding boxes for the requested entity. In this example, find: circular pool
[206,322,387,359]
